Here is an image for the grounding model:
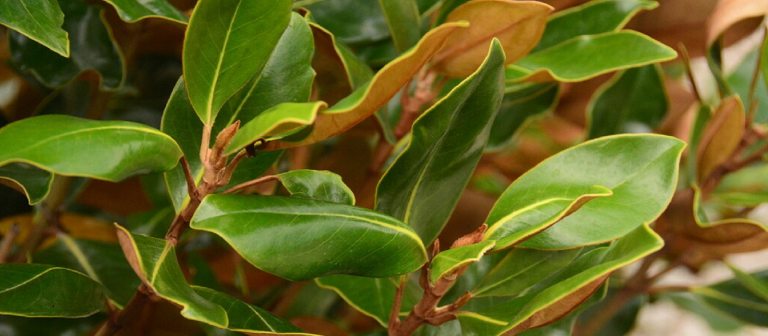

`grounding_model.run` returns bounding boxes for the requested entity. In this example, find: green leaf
[0,264,105,318]
[506,31,677,83]
[0,115,182,182]
[190,194,427,280]
[306,0,390,45]
[104,0,187,23]
[379,0,421,51]
[183,0,291,124]
[161,79,284,212]
[276,169,355,205]
[533,0,658,52]
[713,163,768,206]
[665,292,745,331]
[458,226,663,335]
[486,134,684,250]
[473,249,582,298]
[33,235,140,308]
[587,65,668,138]
[0,163,53,205]
[226,102,326,155]
[488,83,559,150]
[0,0,68,57]
[430,240,496,284]
[216,13,316,128]
[315,276,400,326]
[728,47,768,124]
[115,225,309,334]
[9,0,124,89]
[688,270,768,327]
[376,40,506,243]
